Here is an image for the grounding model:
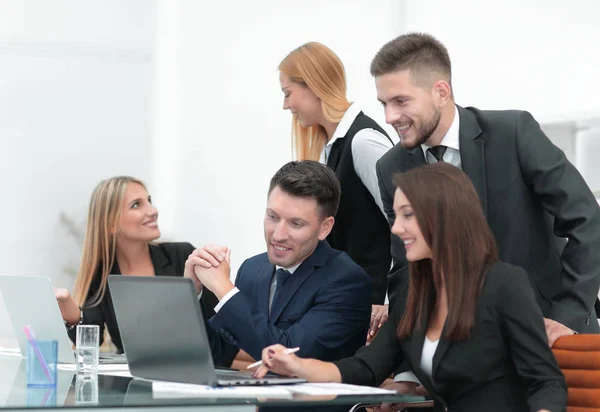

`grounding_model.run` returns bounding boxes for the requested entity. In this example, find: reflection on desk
[0,355,426,410]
